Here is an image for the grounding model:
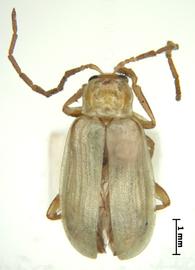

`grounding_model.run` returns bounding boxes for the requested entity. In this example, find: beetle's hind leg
[155,183,171,211]
[46,194,61,220]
